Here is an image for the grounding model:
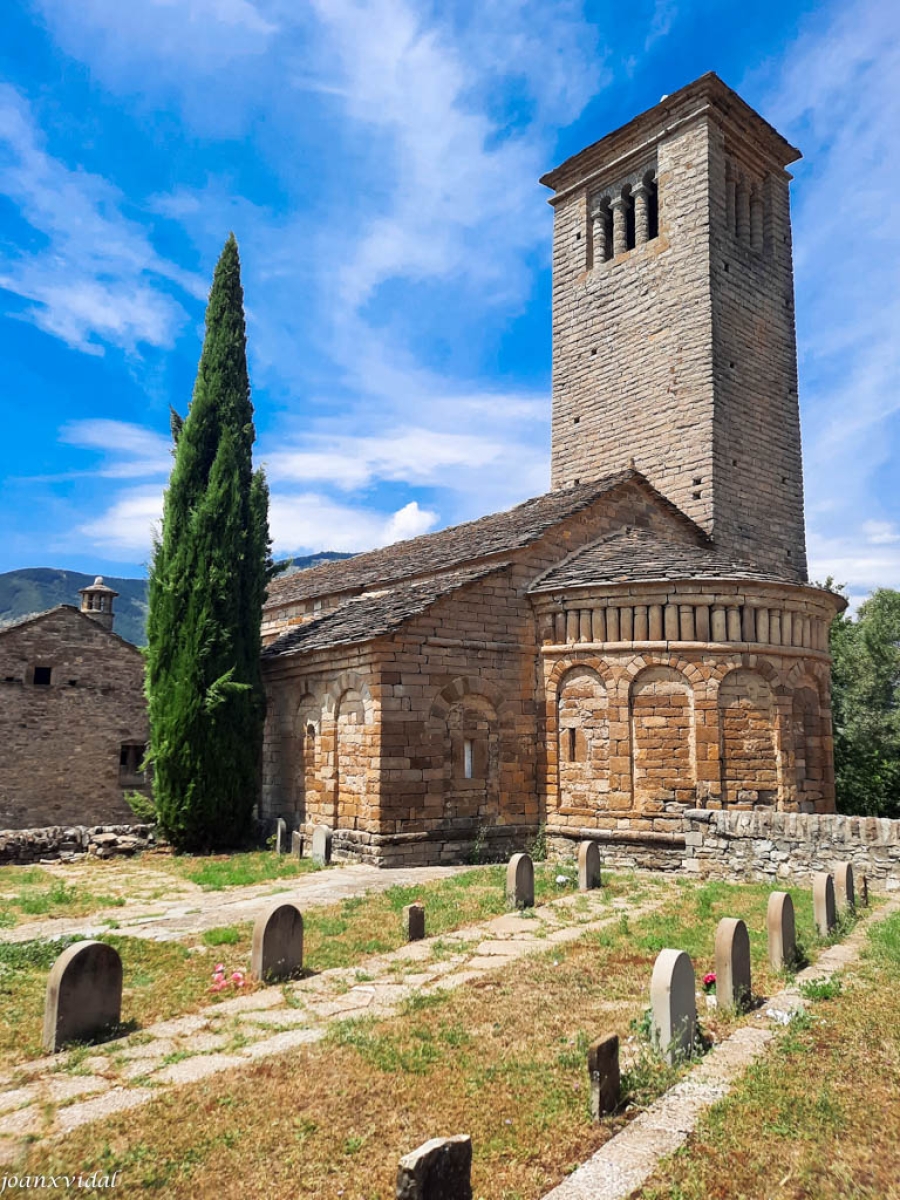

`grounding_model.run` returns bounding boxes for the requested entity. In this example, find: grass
[157,852,323,891]
[13,877,843,1198]
[0,863,626,1067]
[0,866,131,927]
[639,907,900,1200]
